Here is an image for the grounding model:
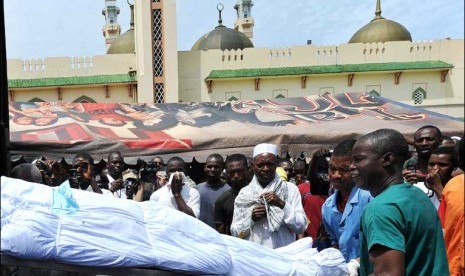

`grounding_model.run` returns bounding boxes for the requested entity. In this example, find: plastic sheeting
[1,176,347,275]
